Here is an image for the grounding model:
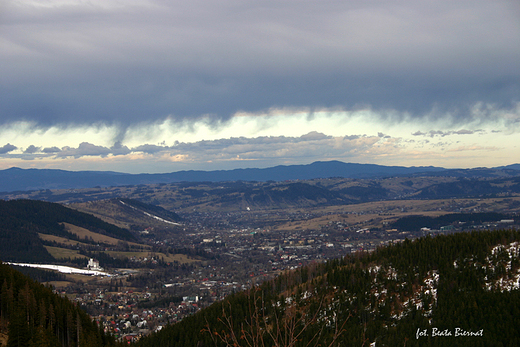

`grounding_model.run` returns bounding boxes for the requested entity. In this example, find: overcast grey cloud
[42,146,61,154]
[23,145,40,154]
[1,0,519,172]
[1,0,519,128]
[57,142,112,158]
[0,144,17,154]
[110,141,131,156]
